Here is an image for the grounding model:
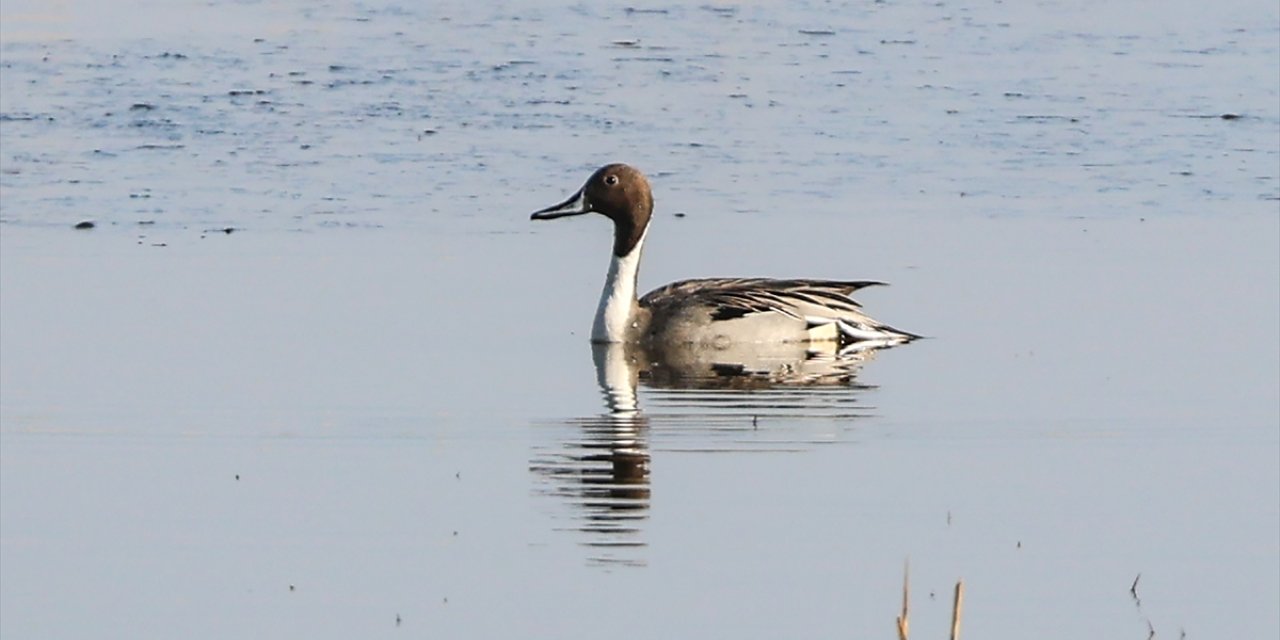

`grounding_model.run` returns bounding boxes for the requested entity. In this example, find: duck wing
[640,278,917,343]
